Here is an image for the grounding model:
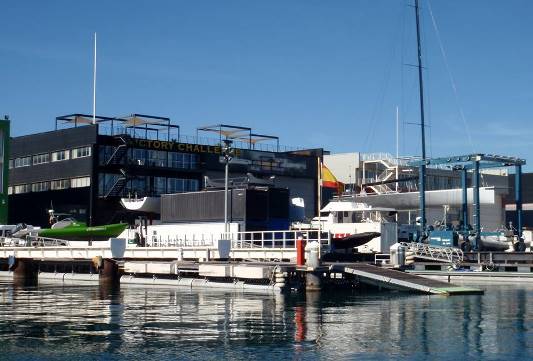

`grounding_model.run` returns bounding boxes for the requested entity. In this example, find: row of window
[9,146,92,169]
[98,173,199,197]
[9,176,91,195]
[99,146,199,169]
